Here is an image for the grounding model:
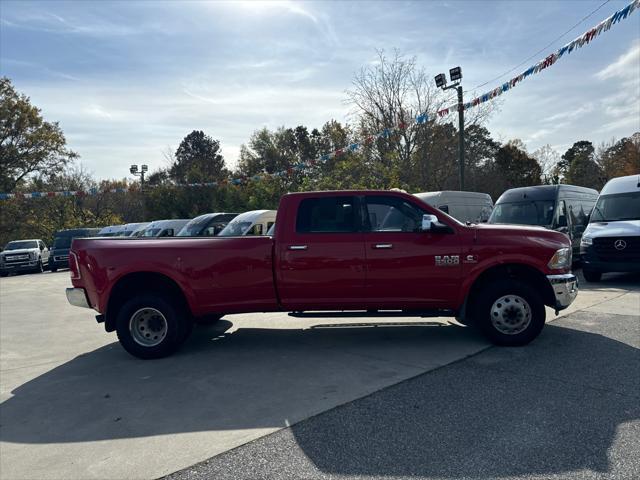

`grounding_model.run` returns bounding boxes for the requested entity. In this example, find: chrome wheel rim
[129,307,168,347]
[490,295,531,335]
